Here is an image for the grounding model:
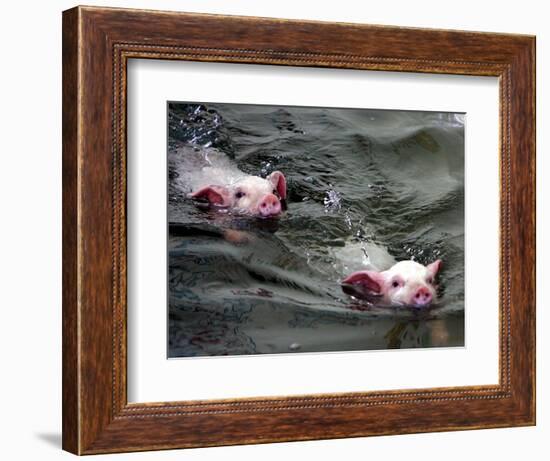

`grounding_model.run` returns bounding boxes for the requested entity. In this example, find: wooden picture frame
[62,5,535,455]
